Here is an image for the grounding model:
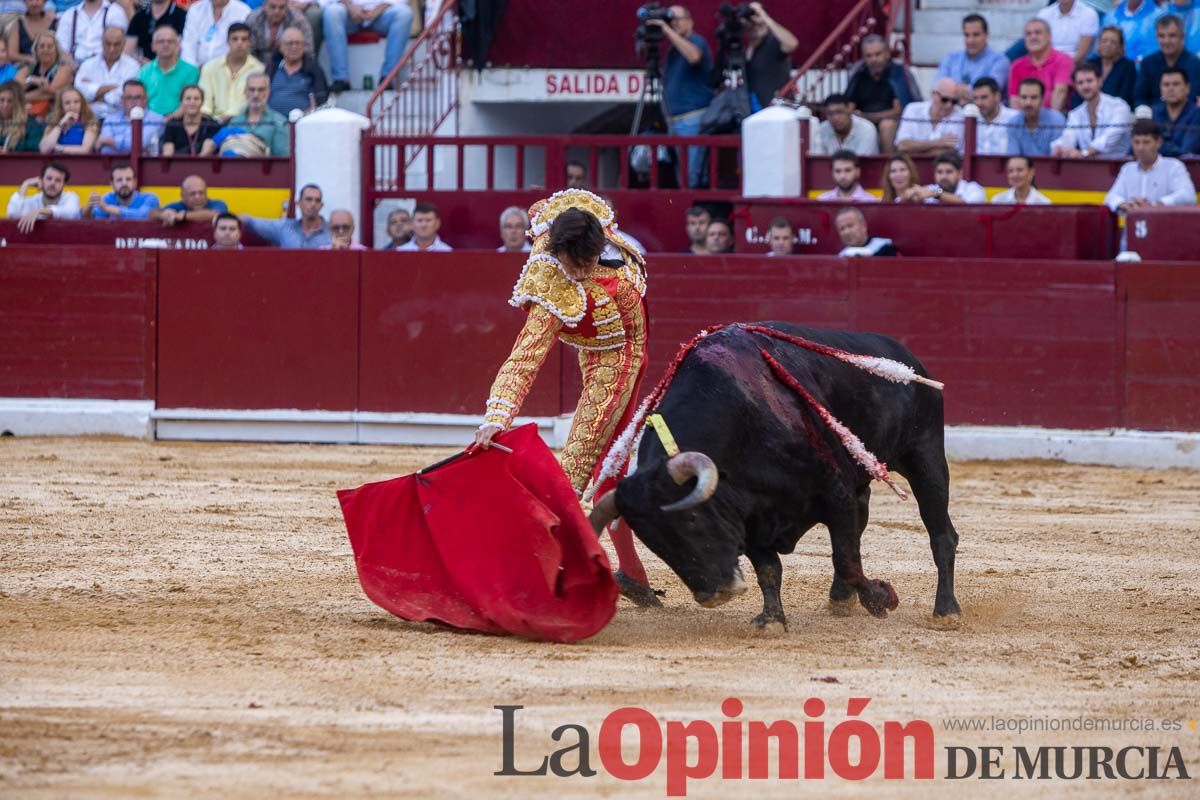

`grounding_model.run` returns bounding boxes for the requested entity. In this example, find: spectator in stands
[683,205,709,254]
[289,1,325,64]
[1102,0,1168,62]
[896,76,965,155]
[198,22,261,120]
[182,0,251,69]
[497,205,530,253]
[739,1,797,110]
[1079,25,1136,111]
[381,207,411,248]
[704,218,733,254]
[817,149,877,202]
[39,86,99,152]
[1105,118,1198,214]
[1051,62,1133,158]
[972,76,1019,155]
[83,161,159,218]
[1153,67,1200,156]
[138,25,198,116]
[323,209,367,249]
[241,182,330,247]
[152,174,228,225]
[565,160,588,189]
[5,0,55,68]
[0,39,19,86]
[880,152,920,203]
[246,0,313,65]
[0,81,43,151]
[323,0,413,94]
[765,216,795,257]
[643,5,713,188]
[160,84,219,155]
[222,71,289,155]
[1037,0,1100,63]
[1135,13,1200,108]
[266,25,327,116]
[75,26,139,120]
[125,0,188,64]
[835,206,898,257]
[18,32,74,119]
[96,78,164,152]
[845,34,918,152]
[1009,18,1073,111]
[211,211,243,249]
[57,0,130,67]
[7,161,81,232]
[936,13,1010,103]
[900,150,985,204]
[1009,77,1066,155]
[1166,0,1200,53]
[811,92,879,155]
[992,155,1052,205]
[397,201,451,251]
